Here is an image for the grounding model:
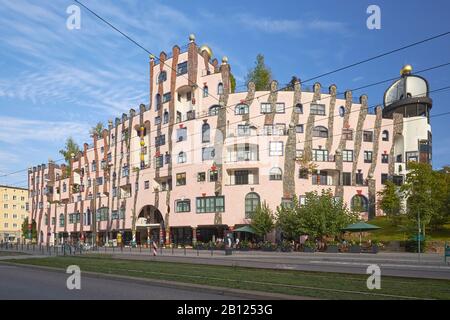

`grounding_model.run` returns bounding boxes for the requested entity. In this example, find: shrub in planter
[215,242,225,250]
[259,241,277,252]
[325,241,339,253]
[303,240,316,253]
[280,240,293,252]
[349,241,361,253]
[238,240,250,251]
